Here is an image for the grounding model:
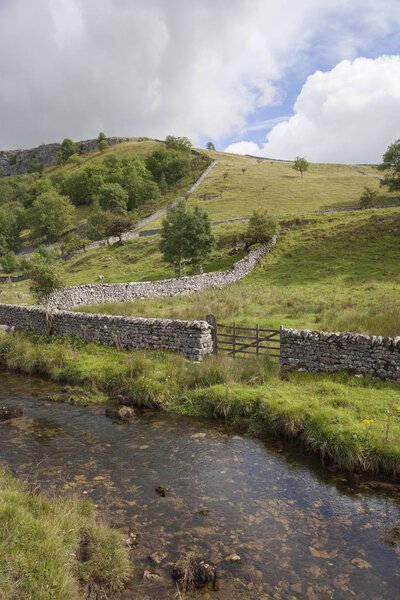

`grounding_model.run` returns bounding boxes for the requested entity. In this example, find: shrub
[0,251,18,273]
[244,210,279,247]
[359,186,378,209]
